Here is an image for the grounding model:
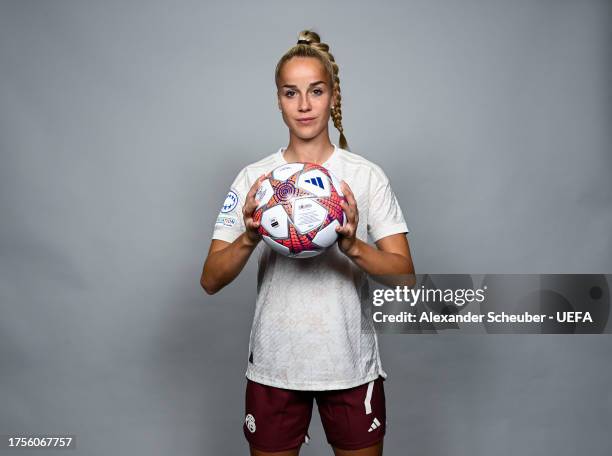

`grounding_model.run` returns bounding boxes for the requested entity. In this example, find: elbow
[397,271,416,288]
[406,262,416,286]
[200,275,219,295]
[401,258,416,287]
[405,270,417,288]
[406,262,415,277]
[393,253,414,276]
